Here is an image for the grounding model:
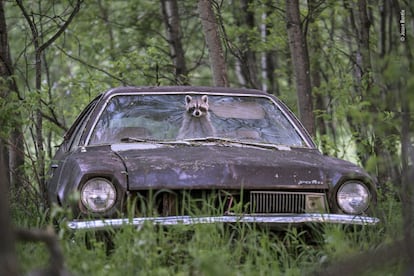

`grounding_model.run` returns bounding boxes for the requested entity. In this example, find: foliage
[1,0,413,274]
[4,0,412,173]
